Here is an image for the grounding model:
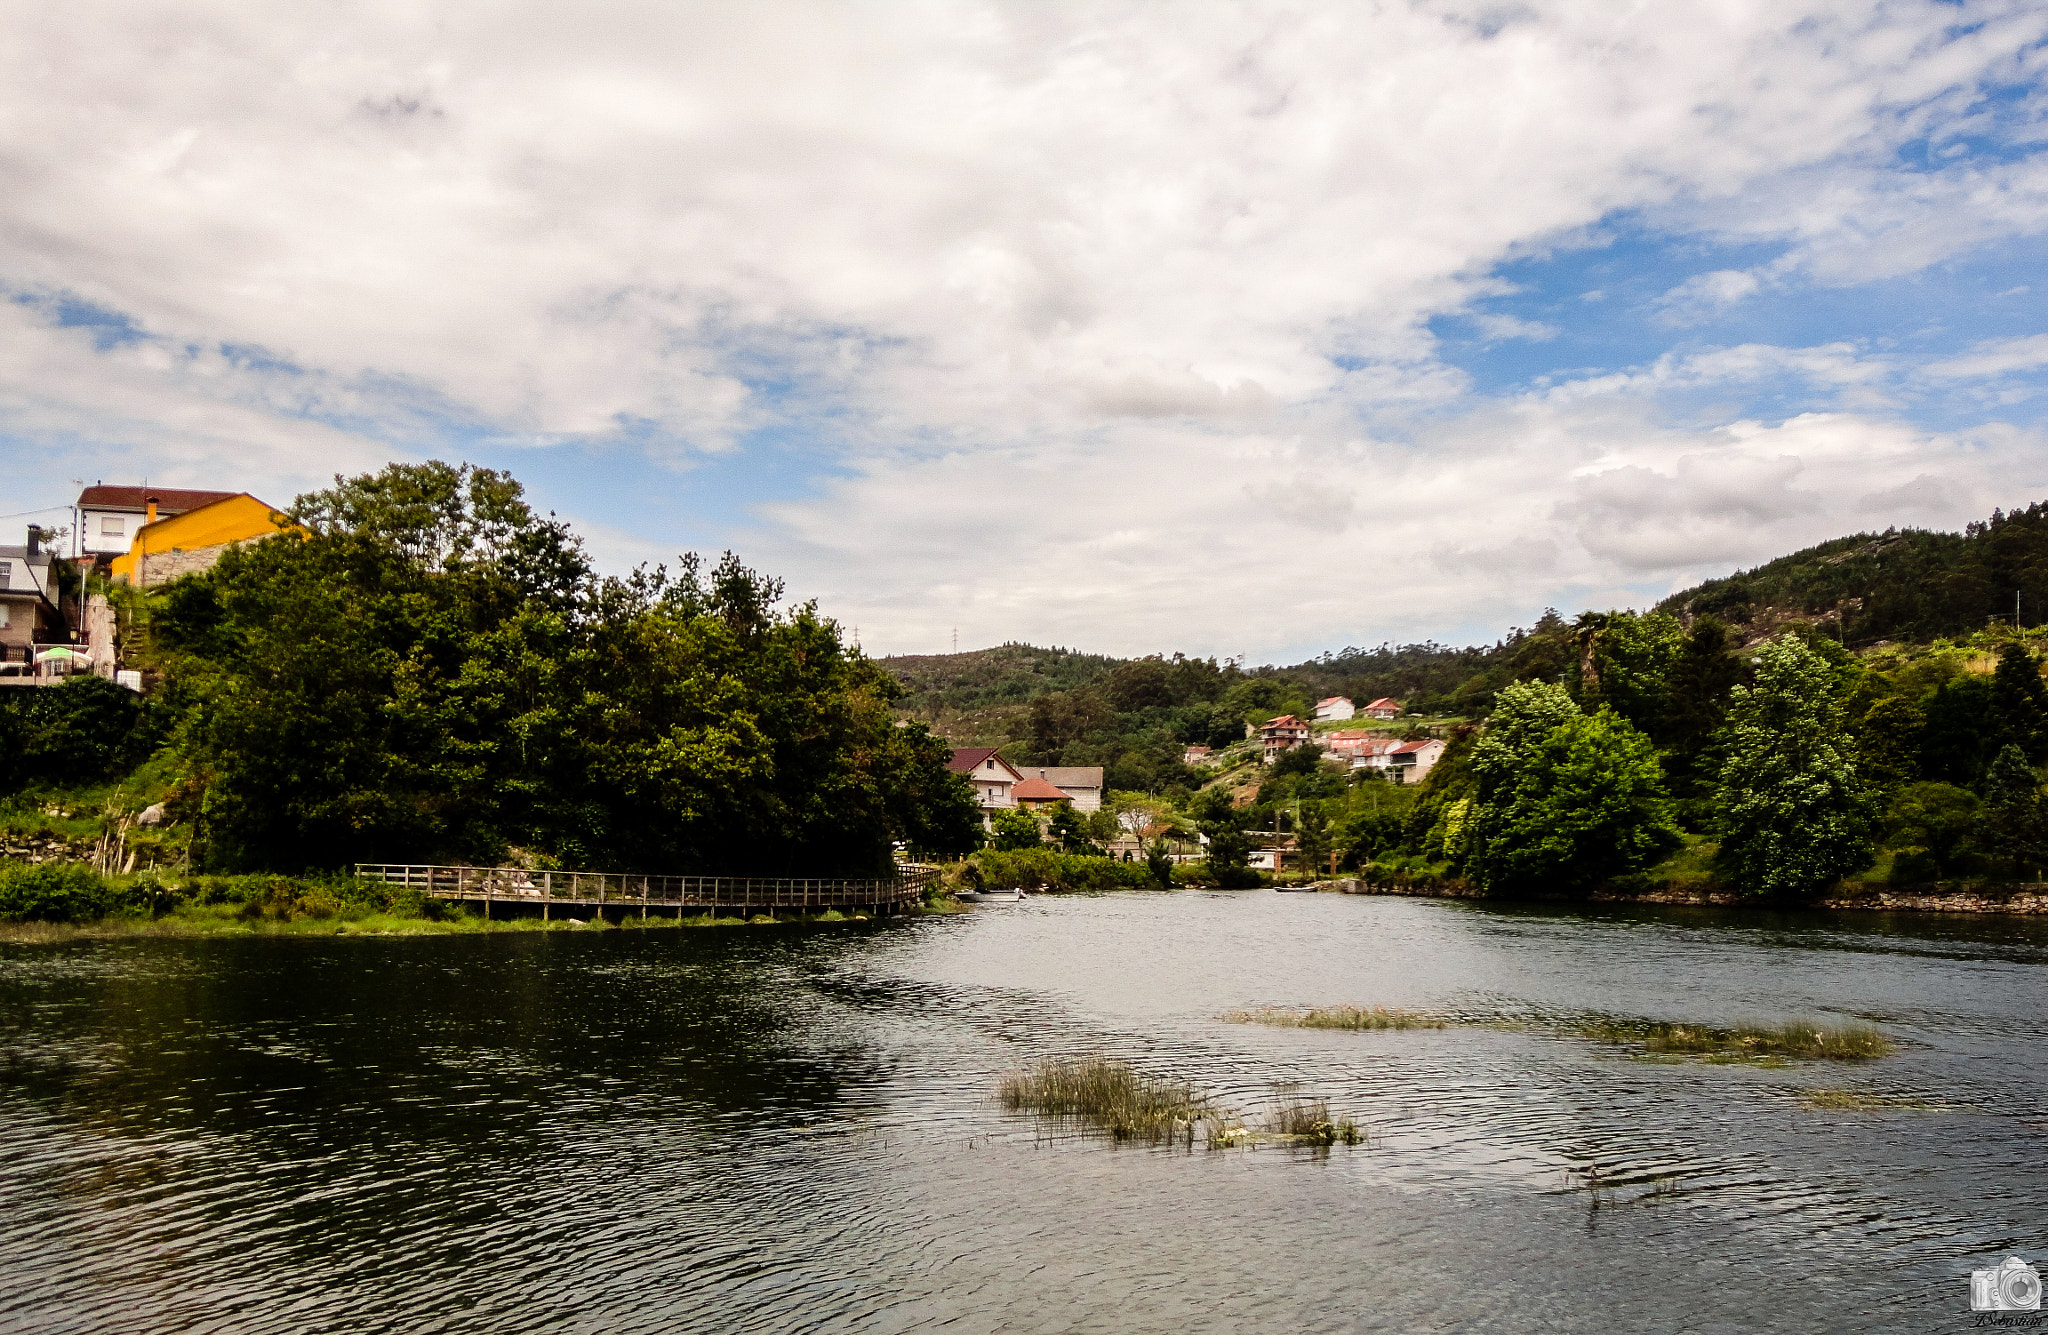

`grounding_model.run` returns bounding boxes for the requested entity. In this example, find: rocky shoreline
[1320,877,2048,916]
